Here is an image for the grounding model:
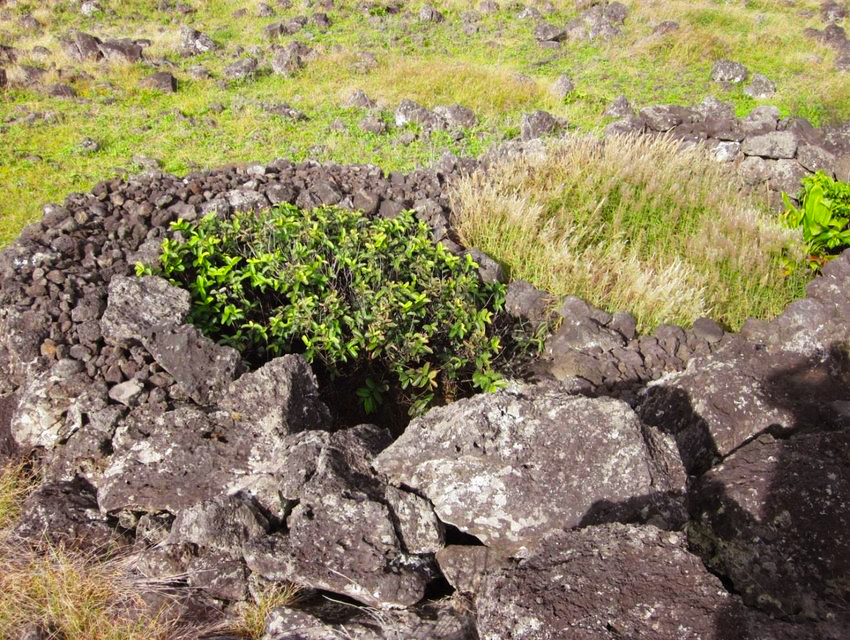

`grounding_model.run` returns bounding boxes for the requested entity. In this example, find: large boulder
[689,429,850,628]
[639,337,850,473]
[475,524,749,639]
[374,383,686,553]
